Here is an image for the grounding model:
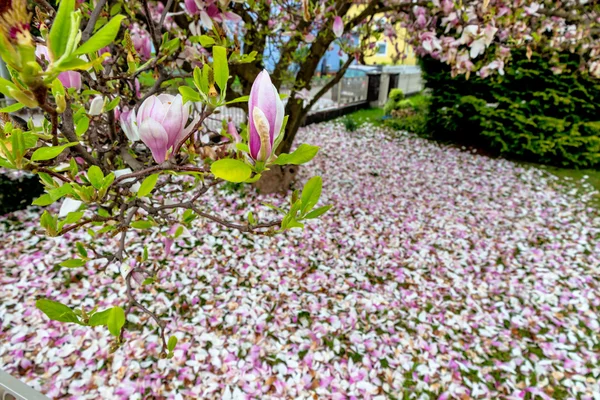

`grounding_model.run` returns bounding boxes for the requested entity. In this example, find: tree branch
[304,56,354,112]
[62,103,101,167]
[81,0,107,43]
